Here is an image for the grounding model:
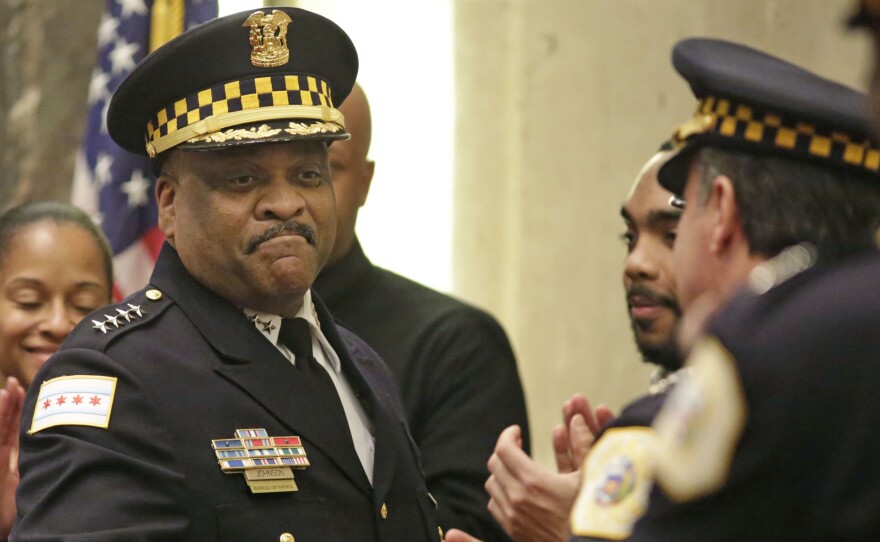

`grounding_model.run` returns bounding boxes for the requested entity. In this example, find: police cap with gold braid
[107,7,357,158]
[658,38,879,195]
